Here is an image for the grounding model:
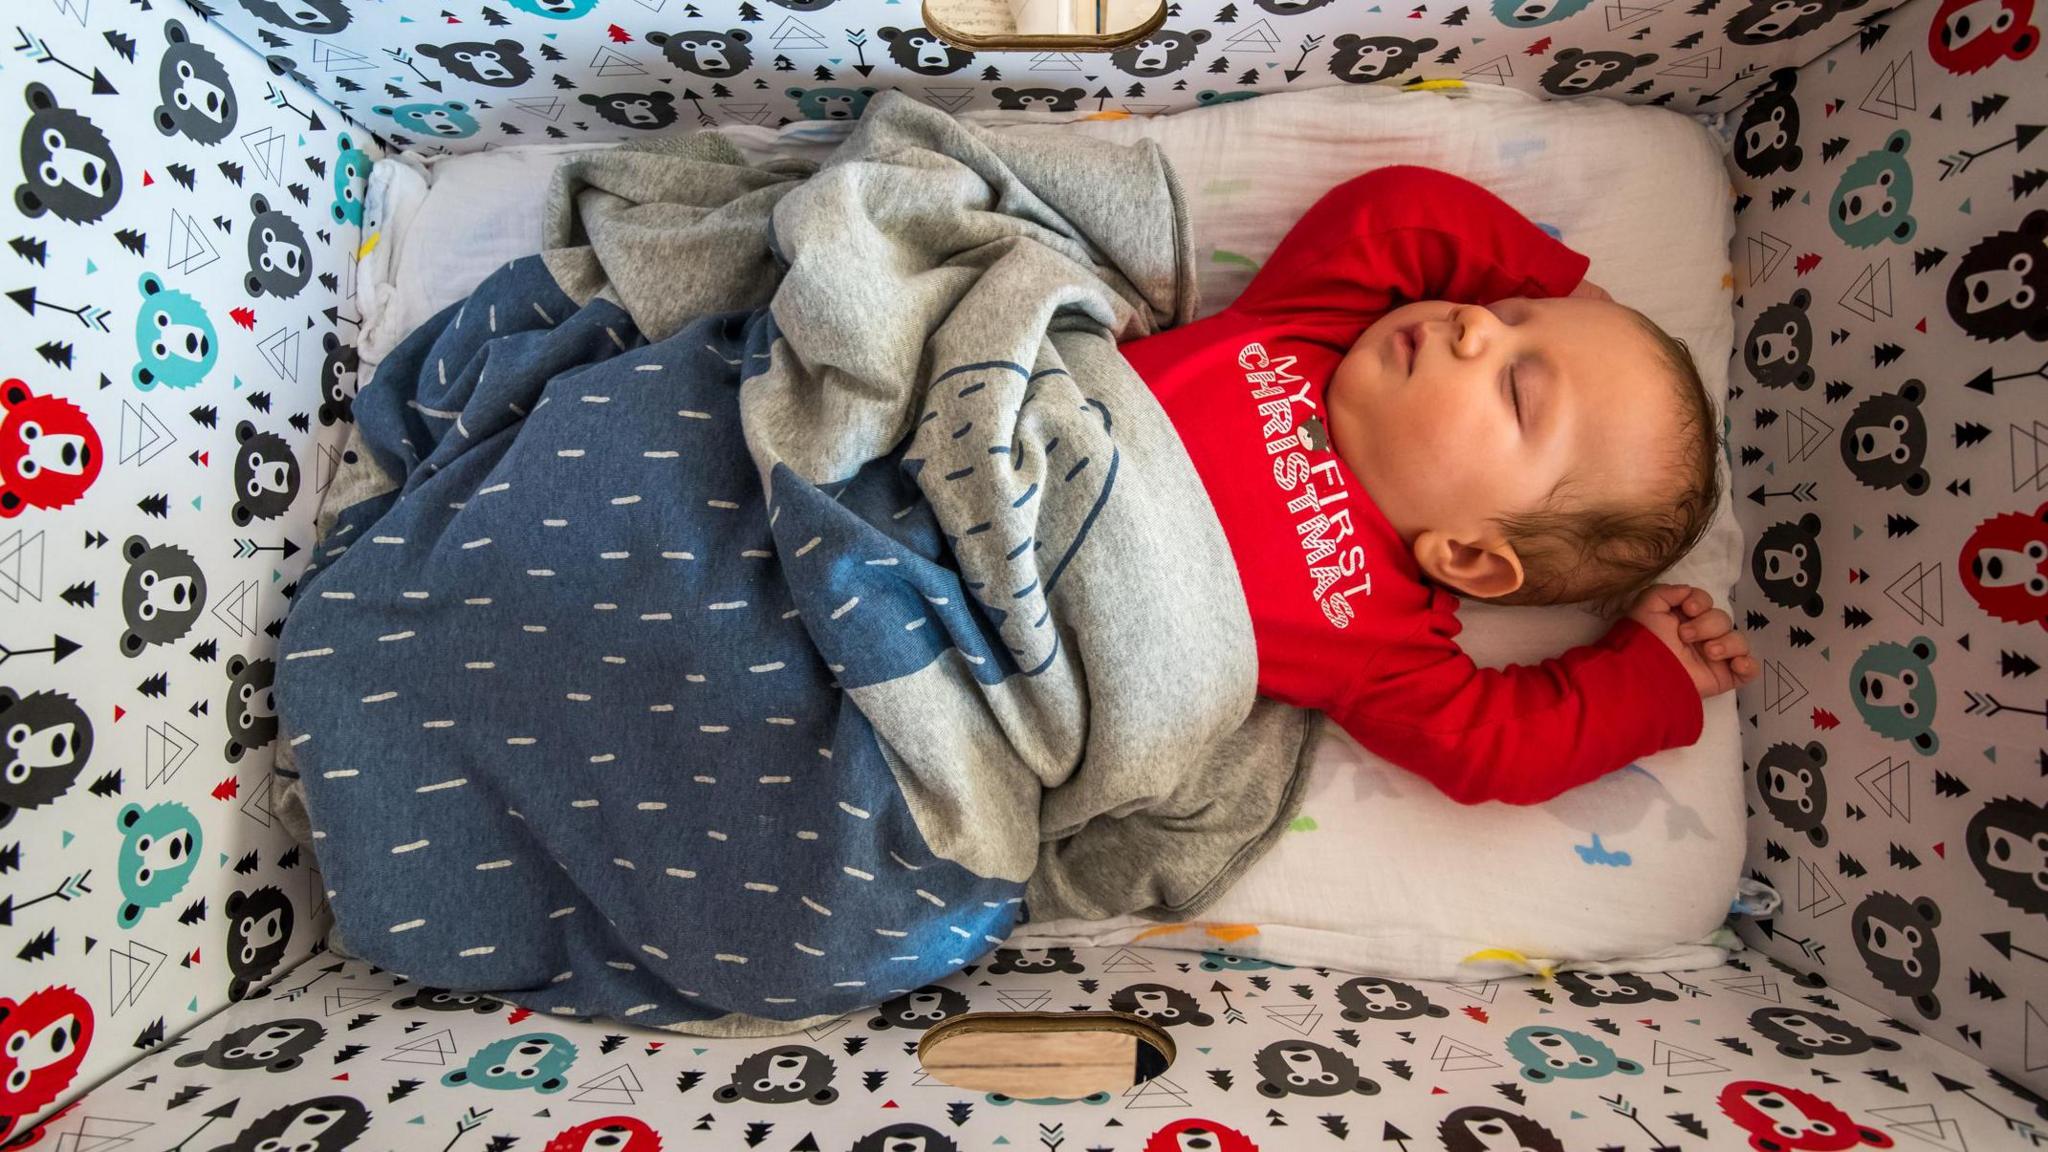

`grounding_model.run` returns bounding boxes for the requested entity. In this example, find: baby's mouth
[1392,325,1419,372]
